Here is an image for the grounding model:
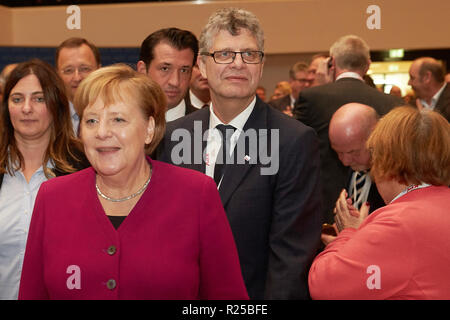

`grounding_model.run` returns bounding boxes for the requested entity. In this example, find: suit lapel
[435,83,450,114]
[187,107,210,173]
[218,98,268,207]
